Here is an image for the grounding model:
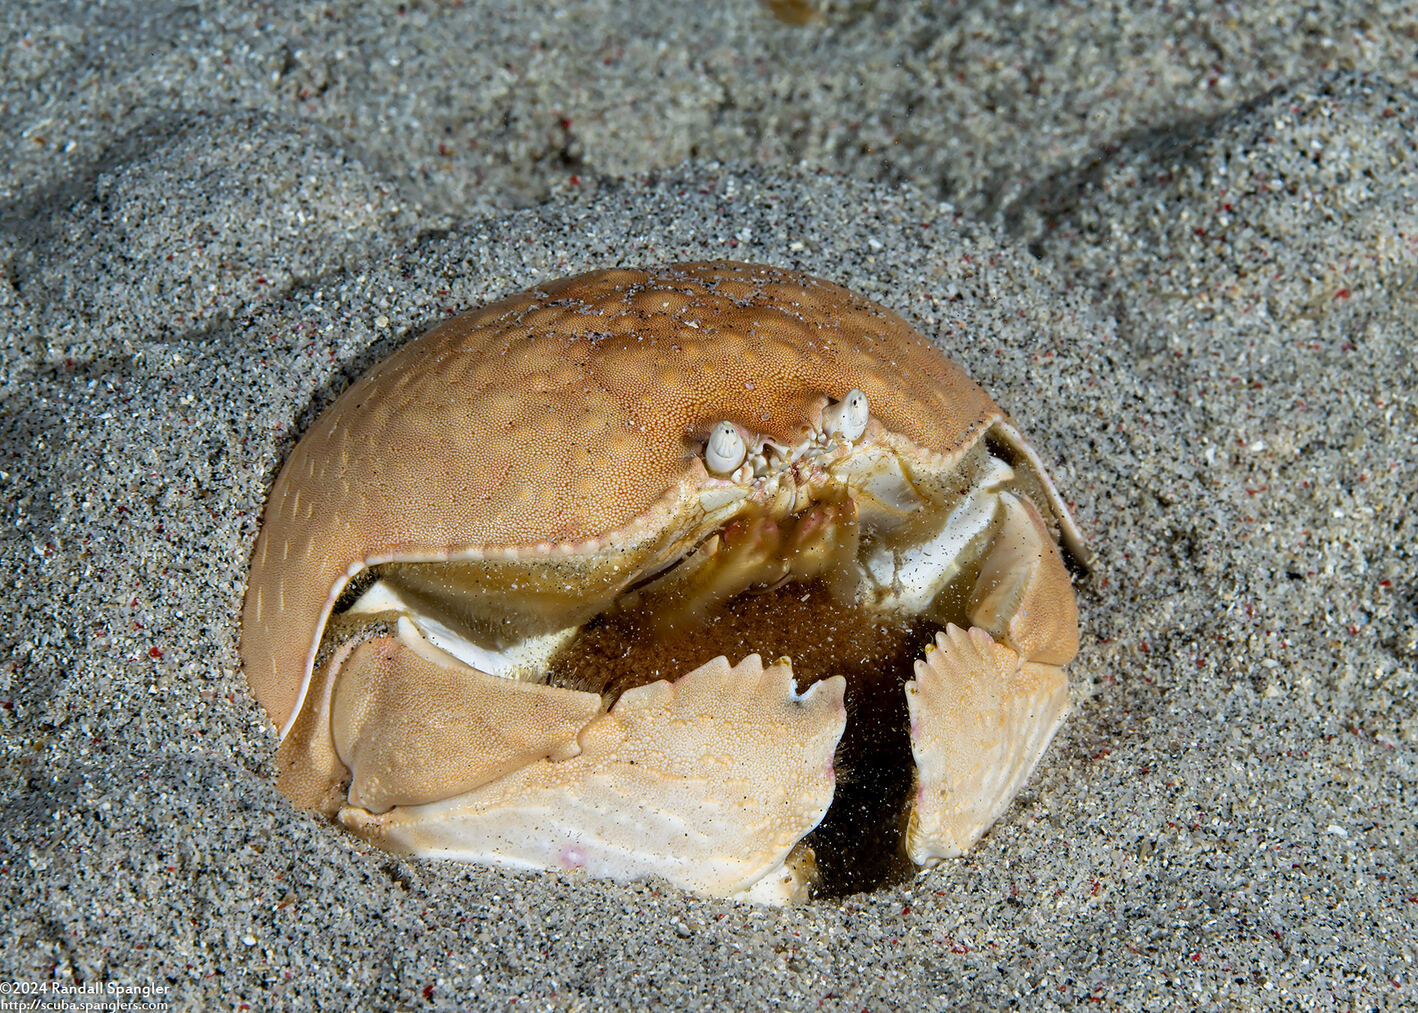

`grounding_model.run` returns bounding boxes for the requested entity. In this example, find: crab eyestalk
[821,388,869,441]
[704,421,747,475]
